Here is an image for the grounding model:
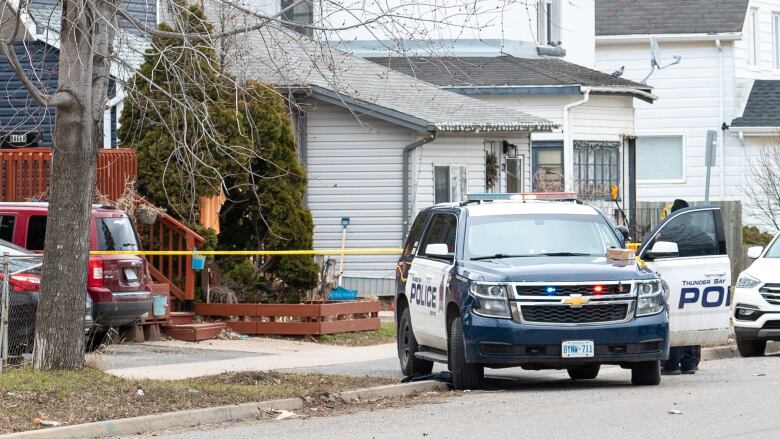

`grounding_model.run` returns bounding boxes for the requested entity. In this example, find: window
[537,0,561,45]
[749,8,759,66]
[774,13,780,69]
[434,165,467,204]
[96,217,139,251]
[506,157,525,193]
[636,136,684,182]
[403,211,431,256]
[26,215,47,251]
[651,210,719,258]
[0,215,15,242]
[420,214,457,259]
[573,141,620,200]
[532,142,564,192]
